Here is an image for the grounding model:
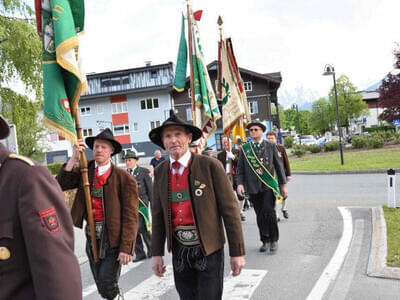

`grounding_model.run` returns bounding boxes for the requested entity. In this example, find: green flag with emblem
[173,14,188,92]
[35,0,87,144]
